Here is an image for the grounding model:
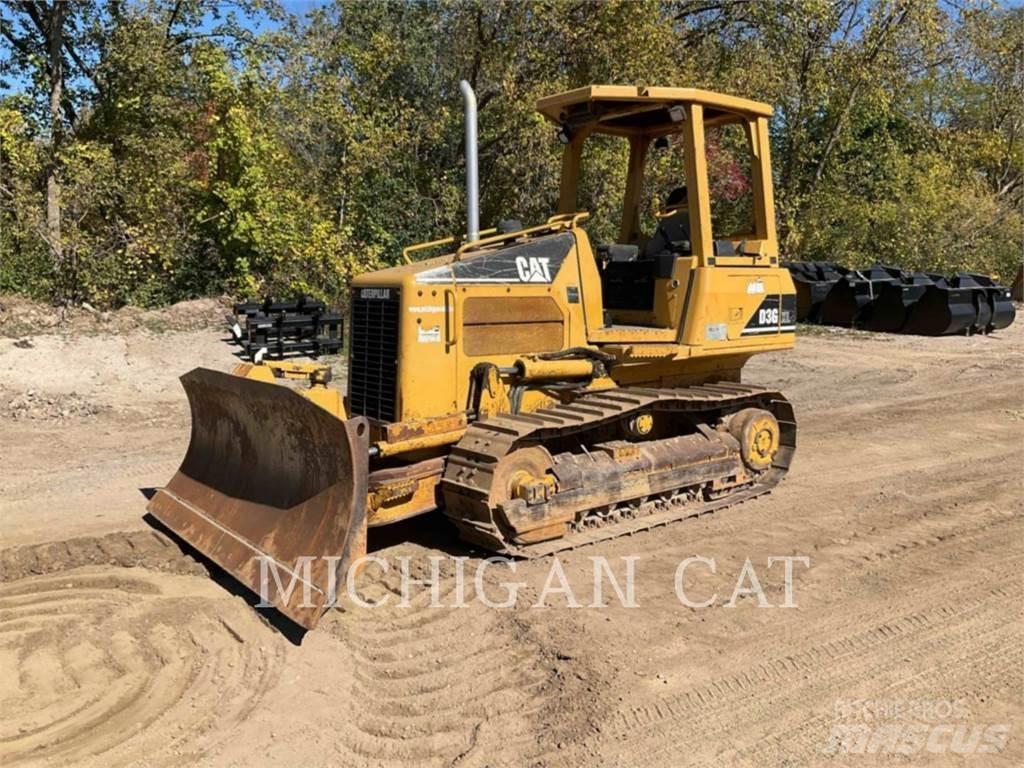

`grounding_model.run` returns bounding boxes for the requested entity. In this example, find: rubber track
[442,383,796,555]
